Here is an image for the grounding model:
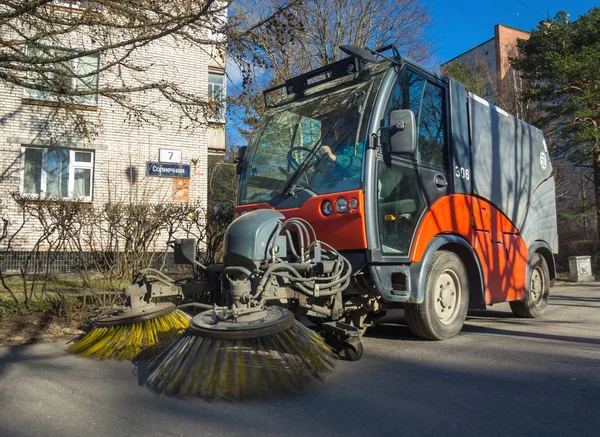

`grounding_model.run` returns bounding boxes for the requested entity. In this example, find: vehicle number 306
[454,166,470,180]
